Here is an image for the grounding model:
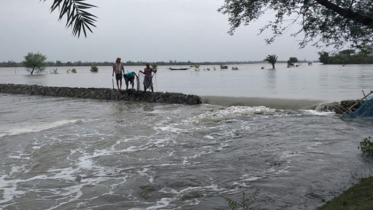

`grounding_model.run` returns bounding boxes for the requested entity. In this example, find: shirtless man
[140,63,157,92]
[112,57,124,90]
